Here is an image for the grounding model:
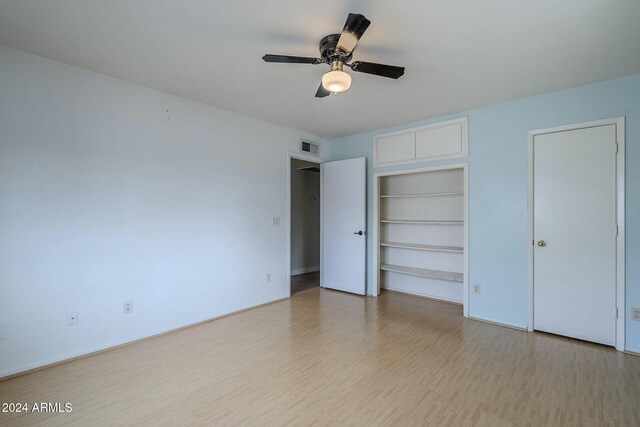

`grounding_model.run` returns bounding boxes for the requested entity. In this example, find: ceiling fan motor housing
[319,34,352,65]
